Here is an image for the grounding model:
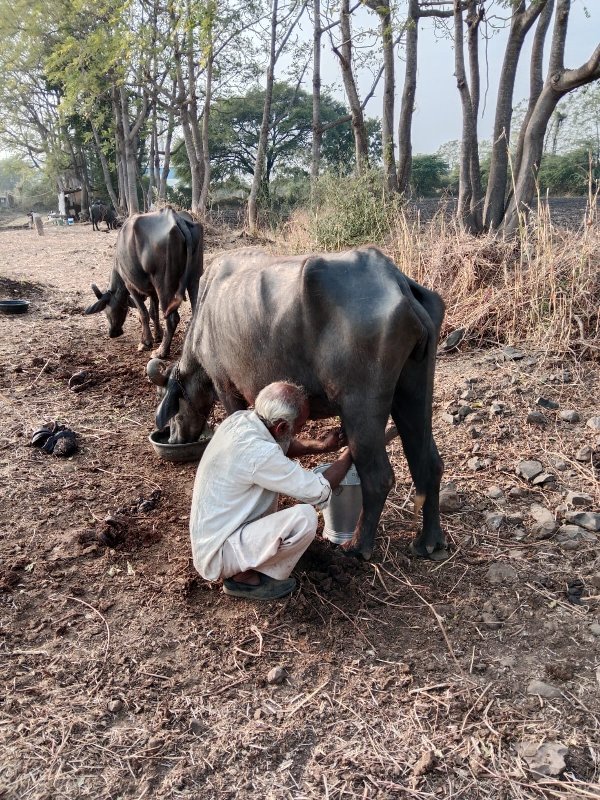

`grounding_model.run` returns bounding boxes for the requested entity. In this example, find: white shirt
[190,410,332,580]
